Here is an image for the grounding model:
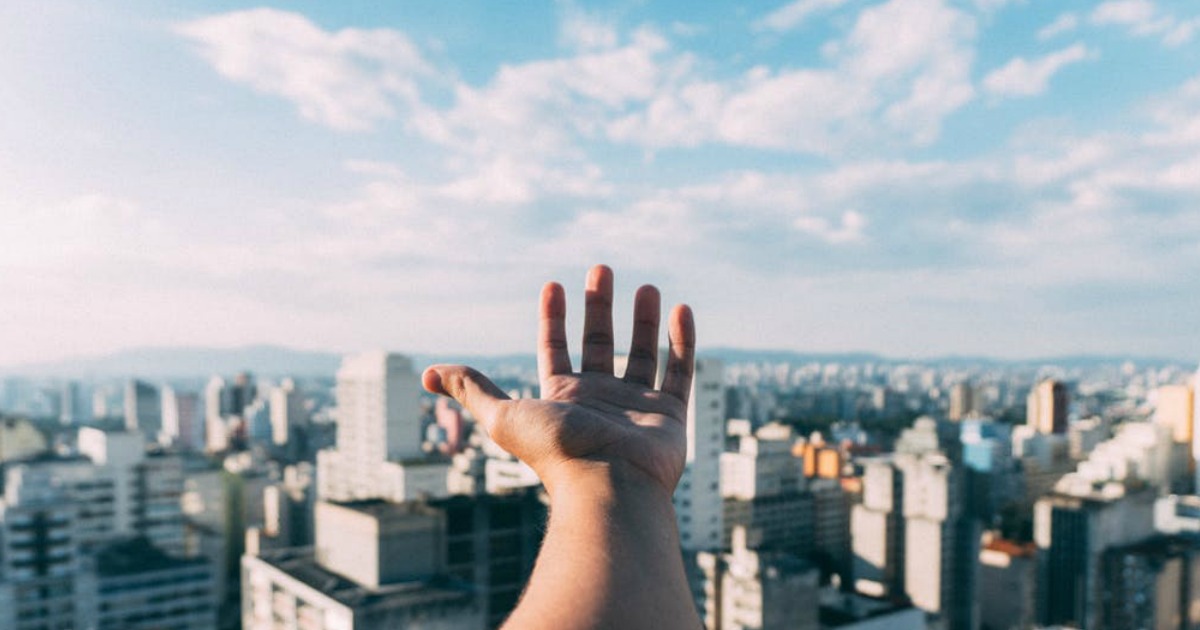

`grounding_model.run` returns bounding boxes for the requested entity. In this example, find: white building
[270,378,308,447]
[852,419,978,630]
[697,527,819,630]
[317,352,449,502]
[243,500,482,630]
[78,427,187,555]
[679,358,725,552]
[0,466,84,630]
